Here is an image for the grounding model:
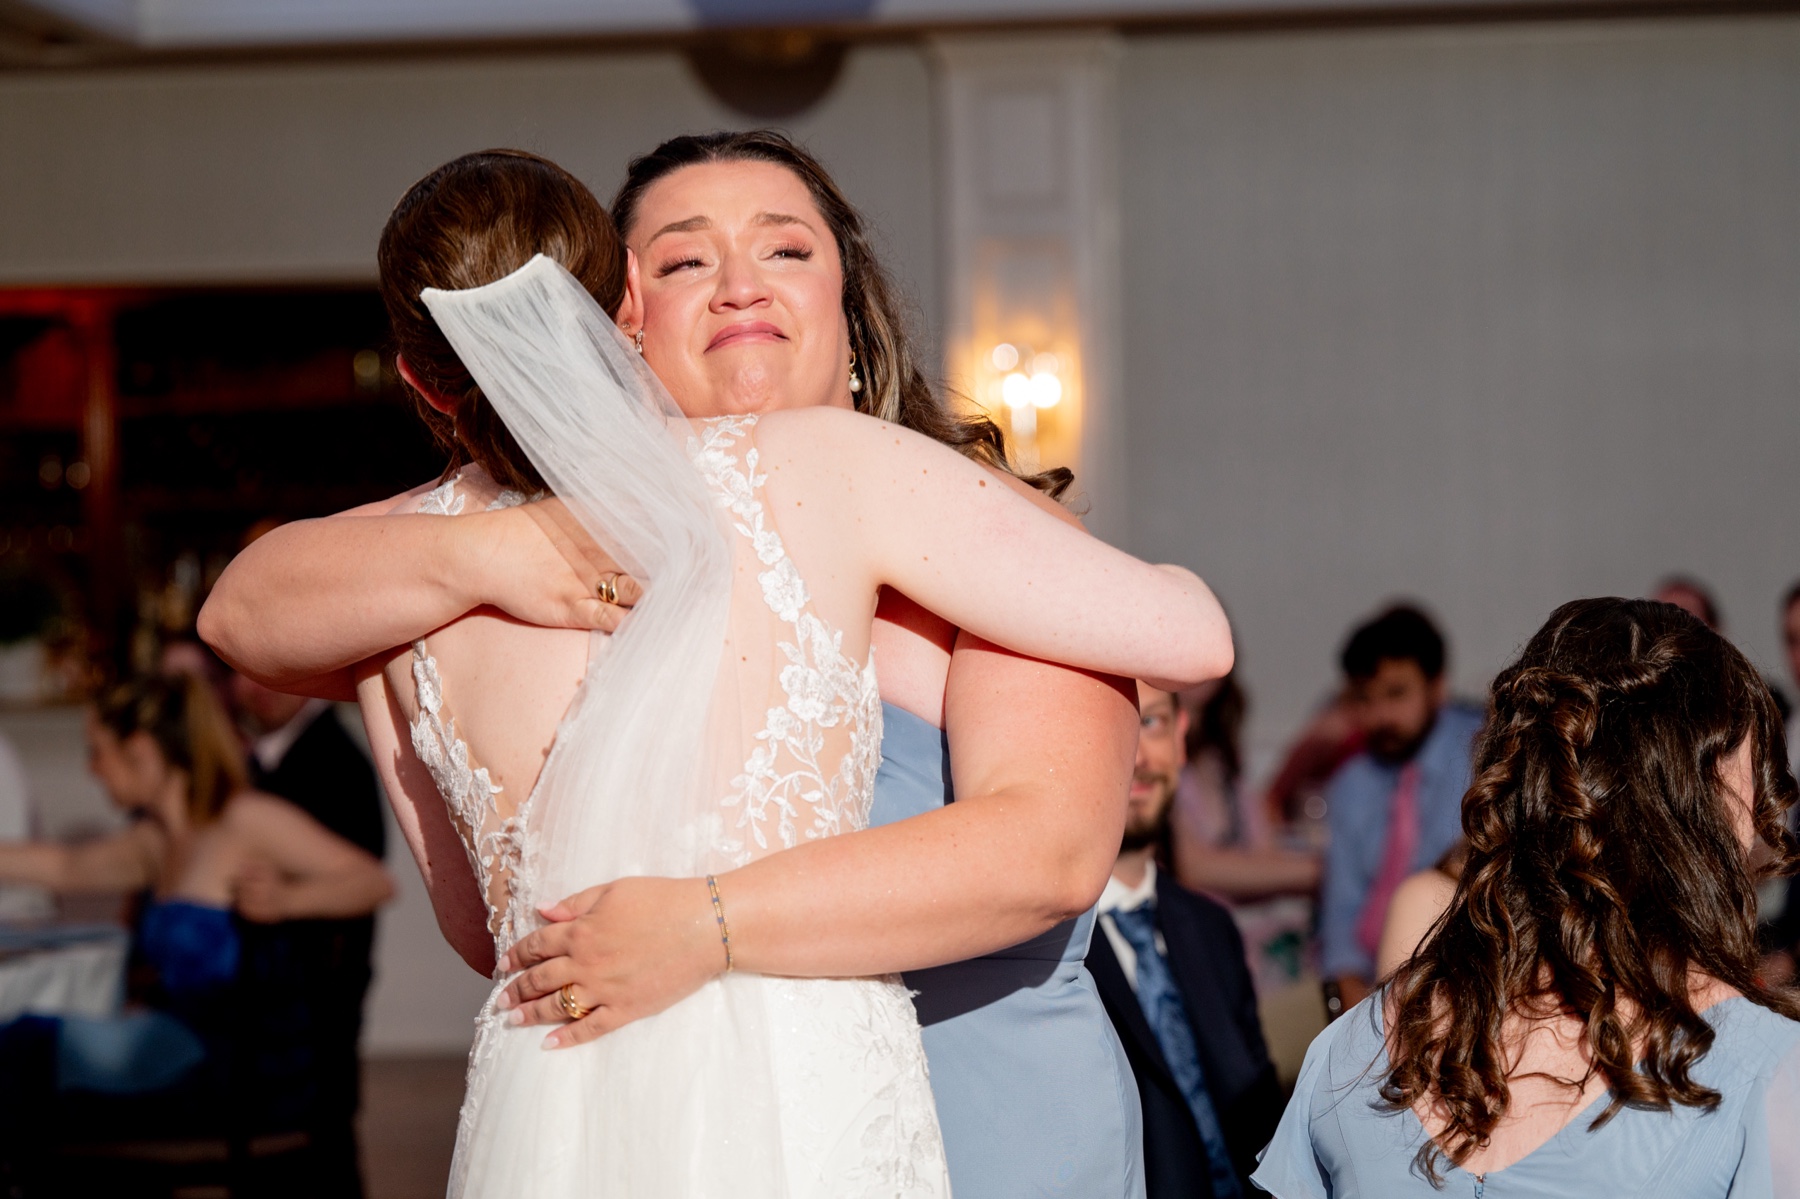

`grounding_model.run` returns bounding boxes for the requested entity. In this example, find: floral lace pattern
[408,478,537,966]
[690,416,883,868]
